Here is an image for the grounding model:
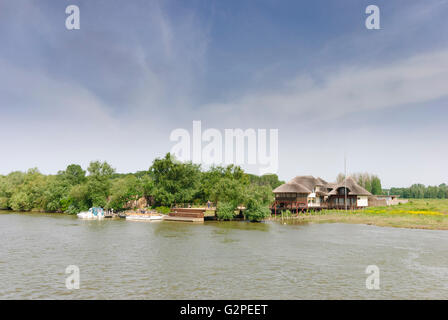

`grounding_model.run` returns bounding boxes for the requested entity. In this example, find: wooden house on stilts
[271,175,371,213]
